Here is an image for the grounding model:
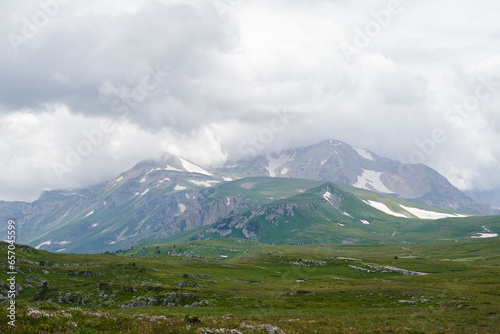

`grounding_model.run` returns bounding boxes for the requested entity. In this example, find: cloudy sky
[1,0,500,202]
